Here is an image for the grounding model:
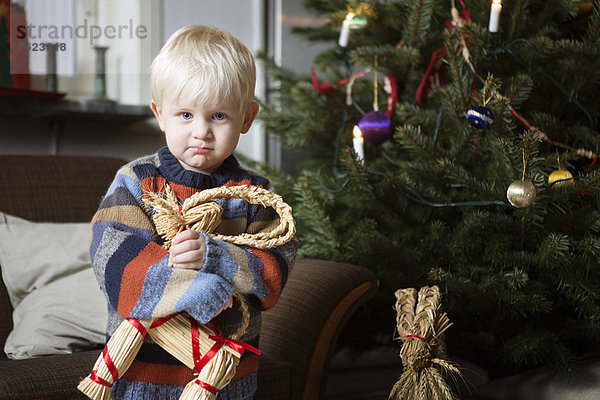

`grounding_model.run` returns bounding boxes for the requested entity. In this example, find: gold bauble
[574,0,593,14]
[506,180,536,208]
[548,169,574,188]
